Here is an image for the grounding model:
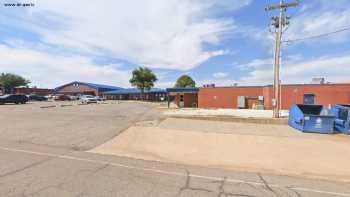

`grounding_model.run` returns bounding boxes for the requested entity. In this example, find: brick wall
[15,88,52,96]
[198,84,350,110]
[184,93,198,107]
[57,84,98,95]
[198,87,264,109]
[171,93,198,108]
[278,84,350,110]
